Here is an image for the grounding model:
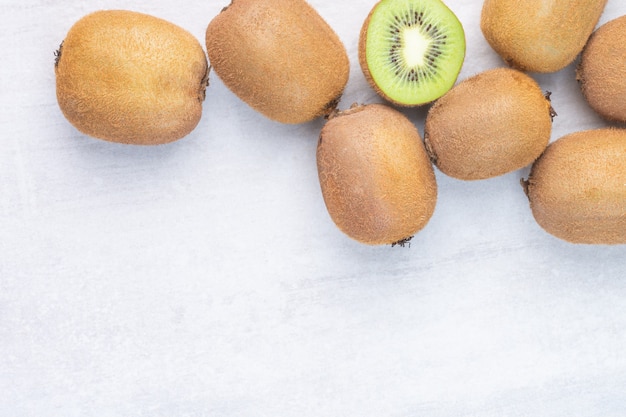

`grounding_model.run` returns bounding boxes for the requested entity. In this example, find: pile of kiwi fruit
[54,0,625,246]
